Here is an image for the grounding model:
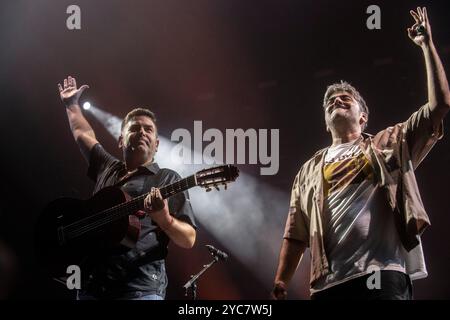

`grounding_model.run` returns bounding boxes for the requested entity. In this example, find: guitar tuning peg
[206,187,212,192]
[223,183,228,190]
[214,185,220,191]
